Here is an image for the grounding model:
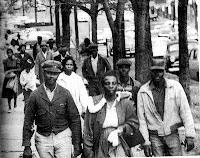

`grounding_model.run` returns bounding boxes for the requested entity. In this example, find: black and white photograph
[0,0,199,158]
